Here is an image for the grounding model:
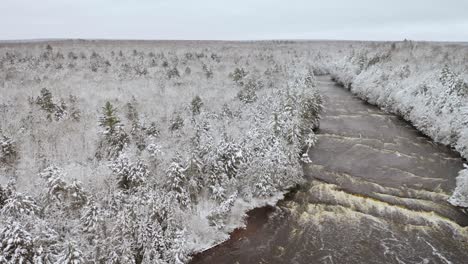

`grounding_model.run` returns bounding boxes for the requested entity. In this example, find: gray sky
[2,0,468,41]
